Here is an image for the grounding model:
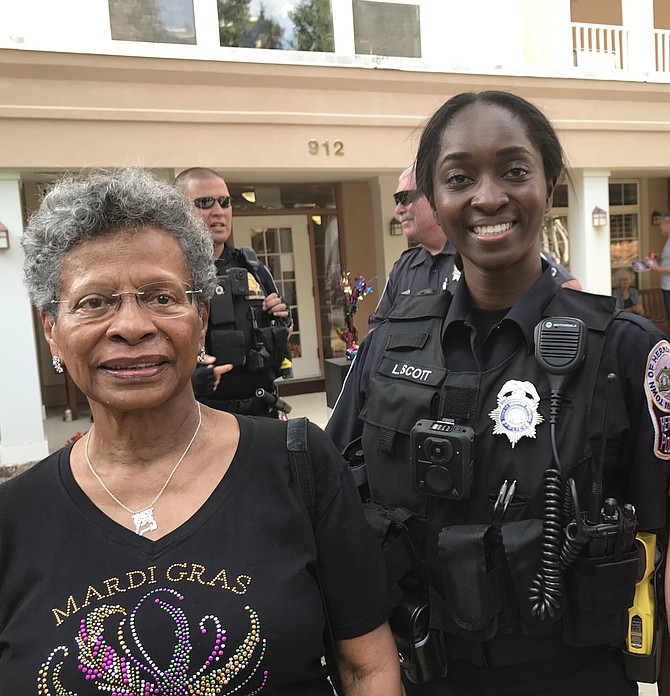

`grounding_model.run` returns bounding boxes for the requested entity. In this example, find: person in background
[369,169,580,332]
[368,166,457,331]
[648,215,670,326]
[612,268,644,315]
[326,91,668,695]
[175,167,291,417]
[1,168,403,695]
